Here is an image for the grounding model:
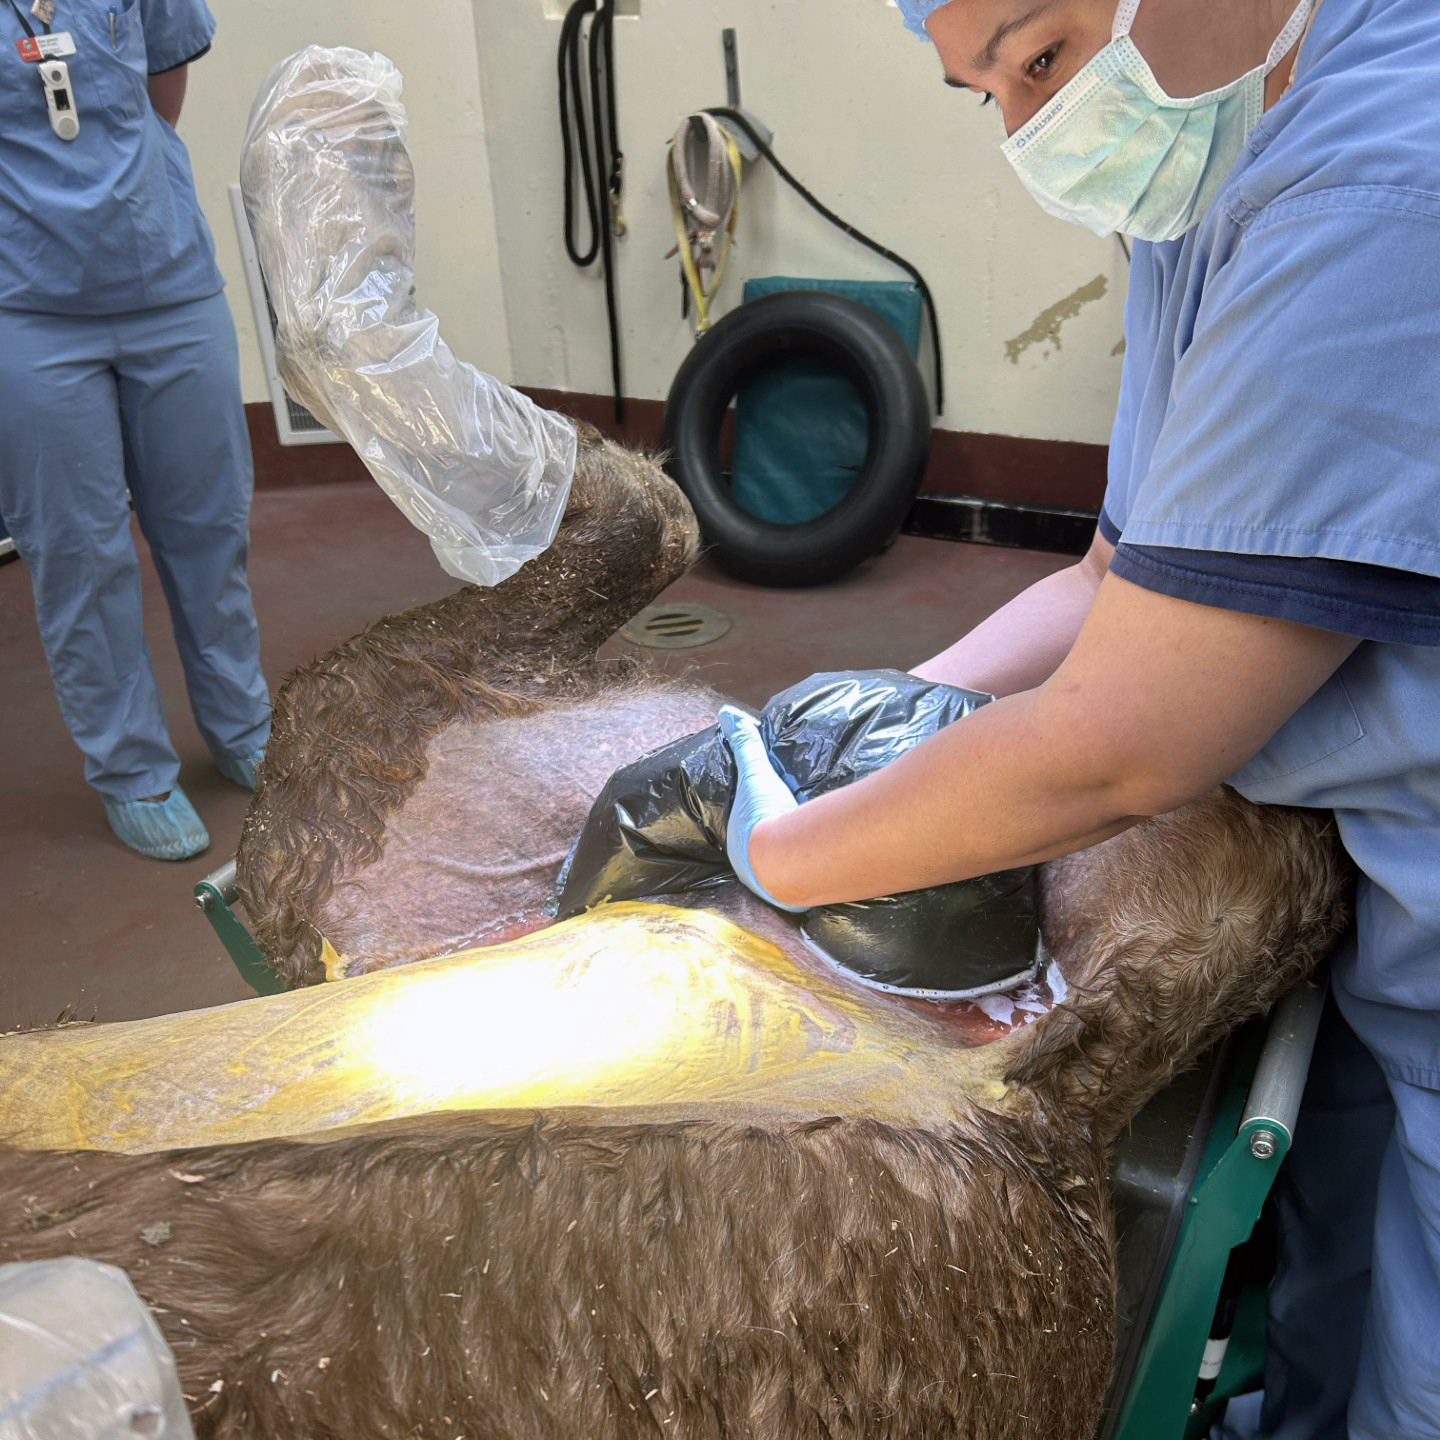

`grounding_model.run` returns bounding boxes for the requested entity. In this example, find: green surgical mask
[1001,0,1314,242]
